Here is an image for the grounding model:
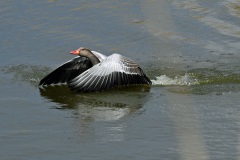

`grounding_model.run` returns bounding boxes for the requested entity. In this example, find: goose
[39,47,152,92]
